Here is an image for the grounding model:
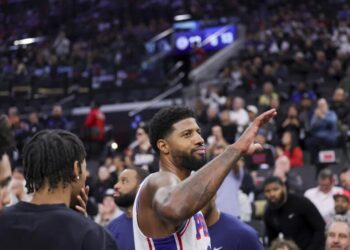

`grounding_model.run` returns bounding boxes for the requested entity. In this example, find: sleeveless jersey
[133,179,212,250]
